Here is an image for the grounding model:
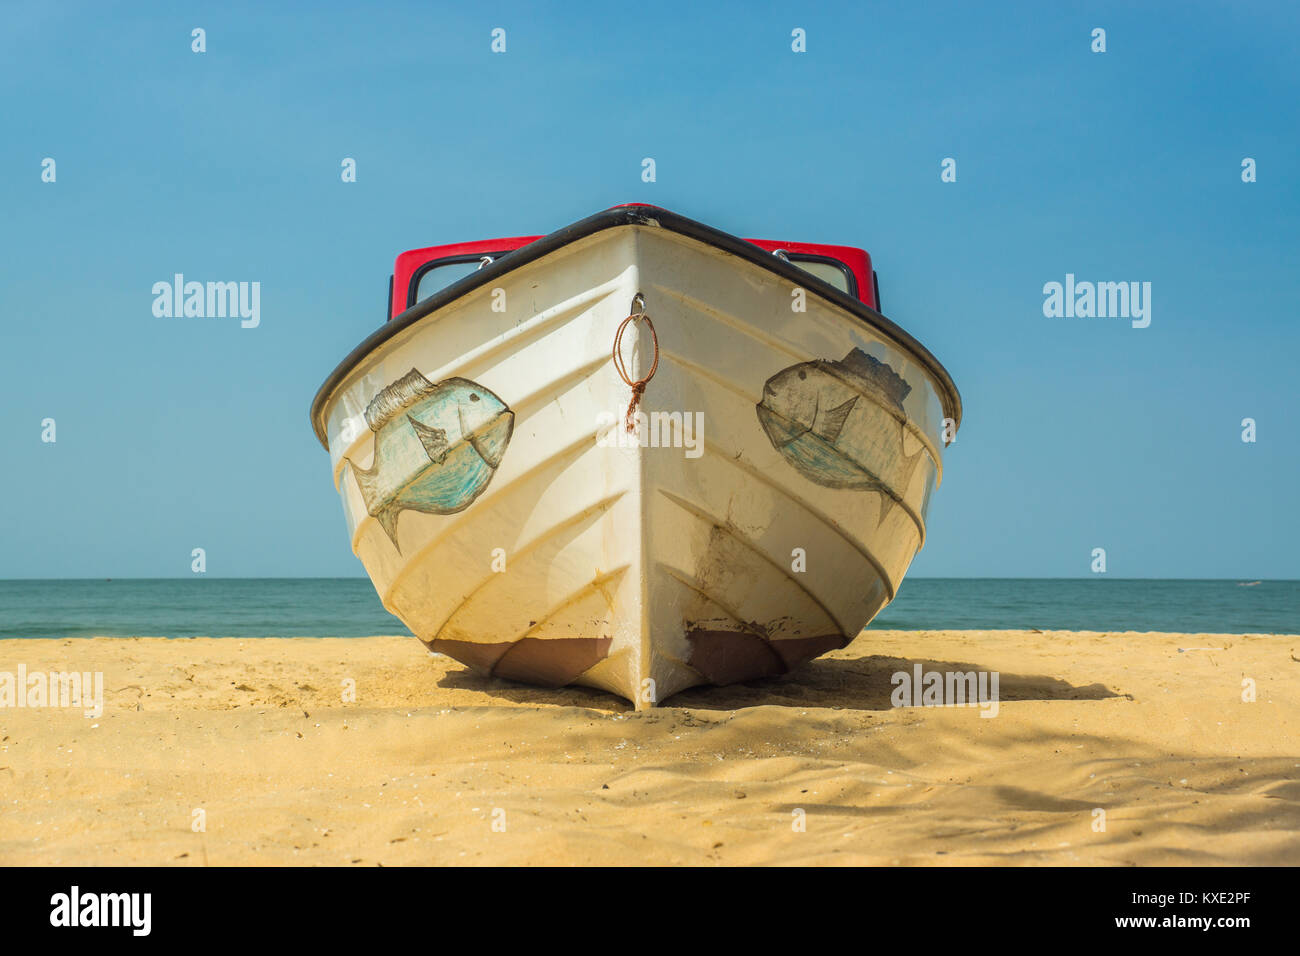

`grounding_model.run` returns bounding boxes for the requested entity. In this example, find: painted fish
[347,369,514,549]
[755,348,921,498]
